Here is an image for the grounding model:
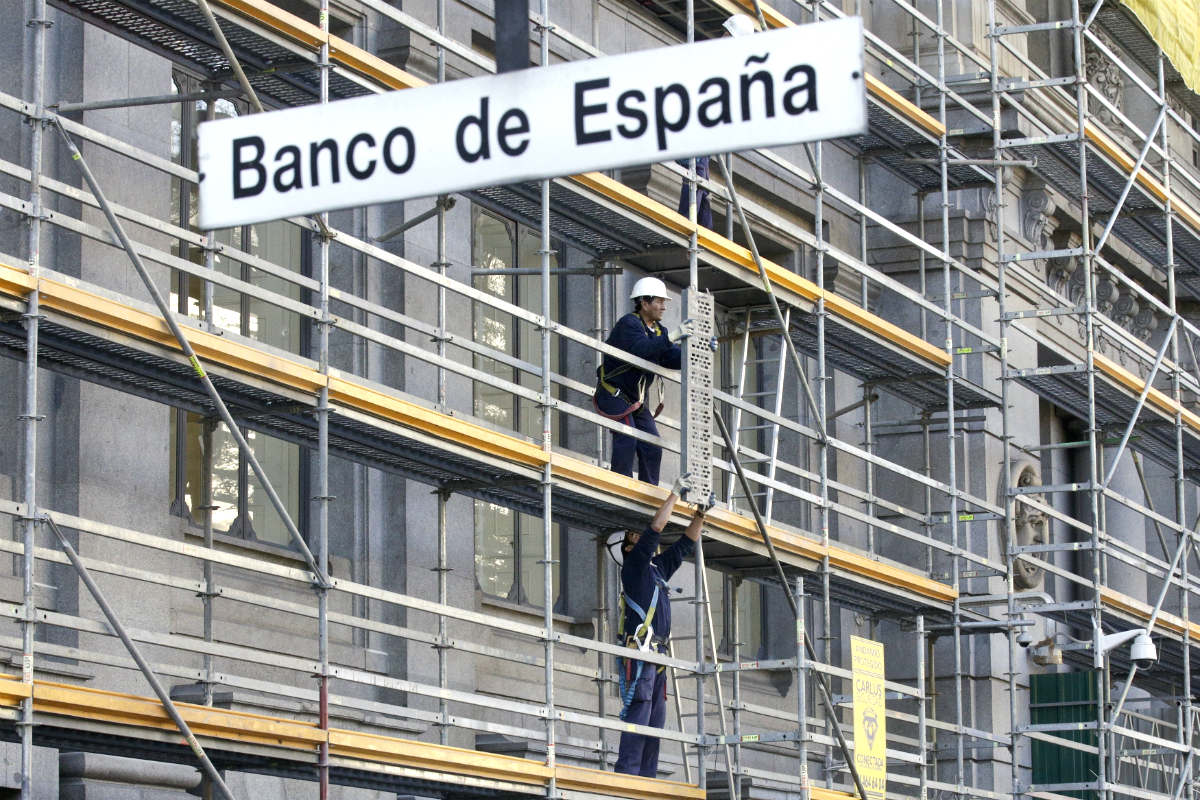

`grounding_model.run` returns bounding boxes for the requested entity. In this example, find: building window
[167,72,308,547]
[471,205,565,608]
[707,569,766,659]
[168,411,305,547]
